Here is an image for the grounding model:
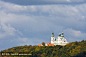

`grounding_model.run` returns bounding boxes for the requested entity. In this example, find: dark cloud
[1,0,86,5]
